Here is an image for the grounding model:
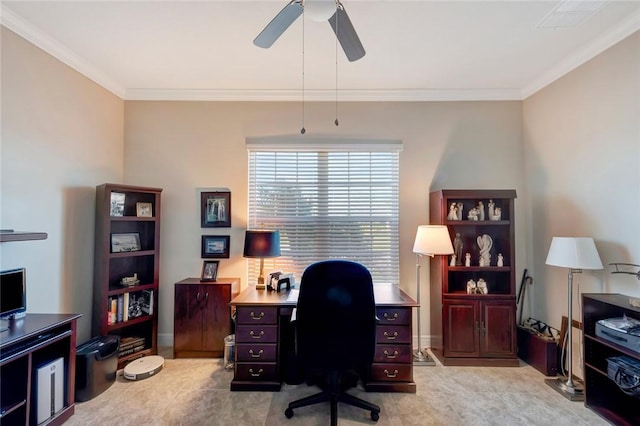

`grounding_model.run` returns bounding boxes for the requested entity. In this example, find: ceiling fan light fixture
[305,0,336,22]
